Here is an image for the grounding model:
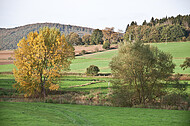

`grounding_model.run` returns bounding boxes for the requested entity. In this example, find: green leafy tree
[123,25,136,41]
[102,40,110,49]
[90,29,103,45]
[82,34,91,45]
[68,32,82,45]
[150,17,155,26]
[142,20,147,25]
[148,26,159,42]
[110,41,175,106]
[180,57,190,70]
